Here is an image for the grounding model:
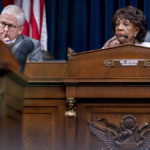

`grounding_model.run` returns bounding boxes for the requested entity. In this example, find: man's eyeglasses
[0,21,19,31]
